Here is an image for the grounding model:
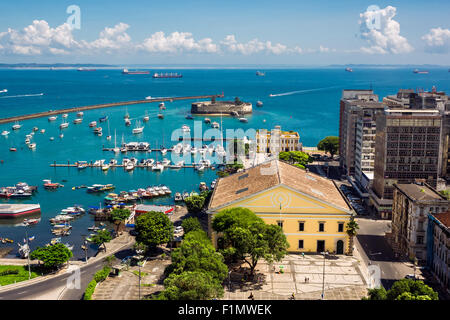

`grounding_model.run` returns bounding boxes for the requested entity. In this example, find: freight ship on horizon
[152,72,183,78]
[122,68,150,75]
